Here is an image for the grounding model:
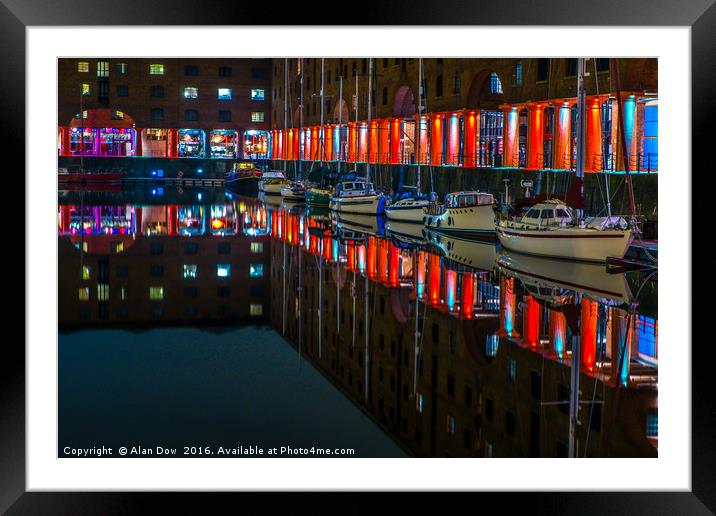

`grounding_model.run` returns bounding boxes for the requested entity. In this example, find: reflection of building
[265,206,657,457]
[58,202,271,328]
